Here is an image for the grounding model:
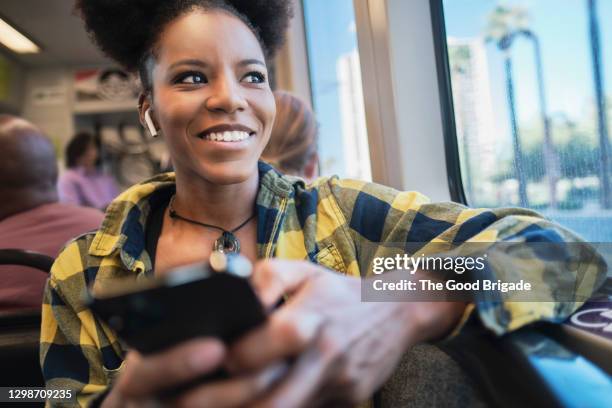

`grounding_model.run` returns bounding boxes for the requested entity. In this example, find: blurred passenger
[262,91,318,182]
[0,116,104,310]
[57,132,120,209]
